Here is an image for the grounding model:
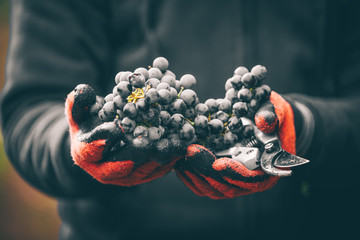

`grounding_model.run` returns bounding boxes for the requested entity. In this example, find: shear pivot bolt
[265,143,275,153]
